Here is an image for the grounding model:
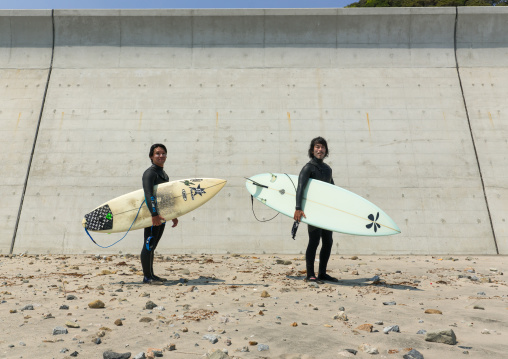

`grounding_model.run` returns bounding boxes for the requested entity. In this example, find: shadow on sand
[285,275,422,291]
